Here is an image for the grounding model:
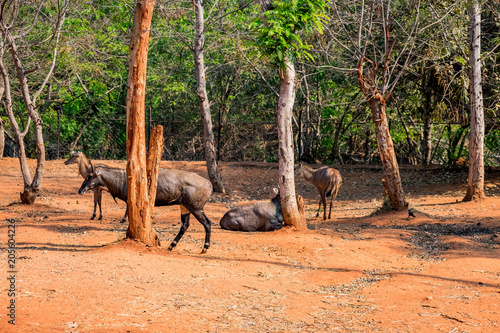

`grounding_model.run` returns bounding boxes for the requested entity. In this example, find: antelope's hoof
[200,248,208,254]
[167,245,173,251]
[98,216,103,220]
[119,219,126,224]
[90,216,95,220]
